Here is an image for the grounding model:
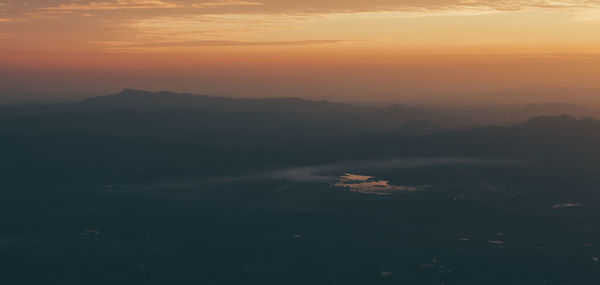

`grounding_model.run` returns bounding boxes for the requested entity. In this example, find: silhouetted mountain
[381,115,600,159]
[4,89,599,137]
[79,89,337,112]
[516,114,599,131]
[0,89,442,143]
[519,103,590,116]
[4,90,600,182]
